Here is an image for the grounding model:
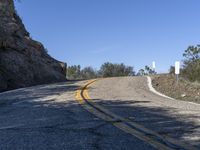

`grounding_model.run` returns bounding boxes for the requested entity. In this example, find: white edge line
[147,76,175,100]
[147,76,200,106]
